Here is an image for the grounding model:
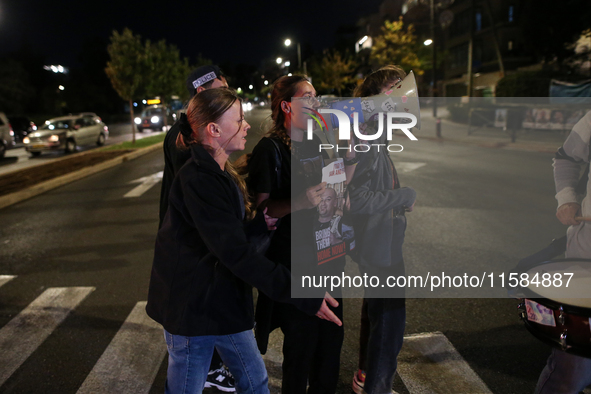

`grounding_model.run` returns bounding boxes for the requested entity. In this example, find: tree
[370,17,425,76]
[144,39,191,125]
[521,0,591,65]
[105,28,146,143]
[310,50,356,96]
